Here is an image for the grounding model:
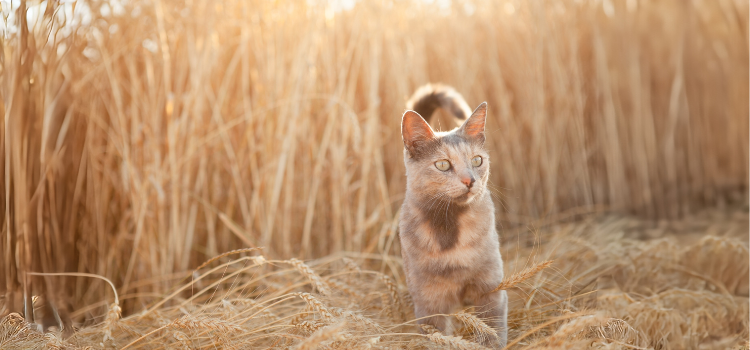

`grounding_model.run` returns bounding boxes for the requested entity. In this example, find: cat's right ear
[402,110,436,157]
